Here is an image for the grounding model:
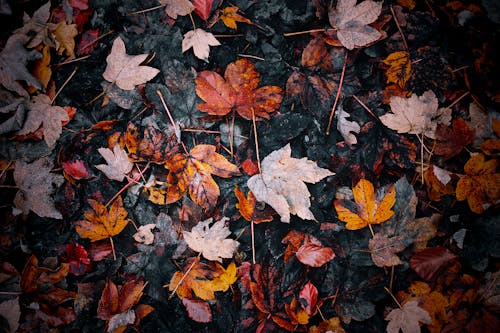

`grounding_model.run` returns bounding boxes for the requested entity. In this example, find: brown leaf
[424,166,455,201]
[20,255,39,293]
[386,300,432,333]
[301,37,332,71]
[308,317,347,333]
[159,0,194,19]
[368,233,405,267]
[410,246,457,281]
[182,298,212,323]
[97,279,119,320]
[435,117,475,160]
[31,45,52,90]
